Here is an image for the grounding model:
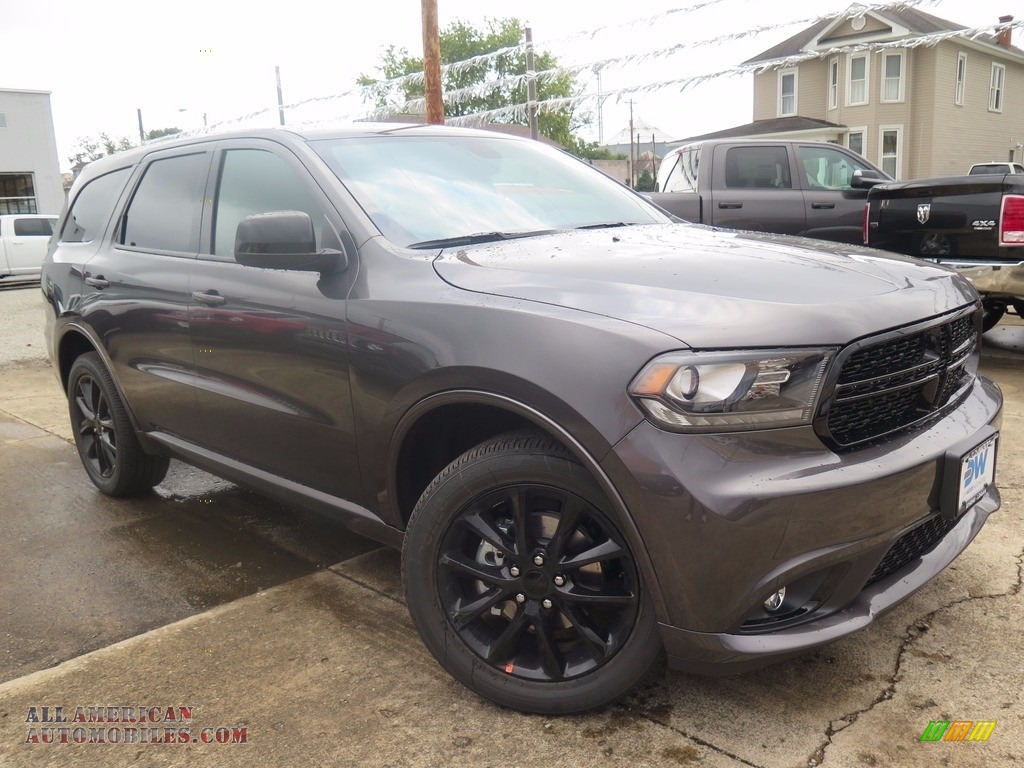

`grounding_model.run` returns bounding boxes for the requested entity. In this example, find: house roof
[674,117,847,144]
[745,5,1024,64]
